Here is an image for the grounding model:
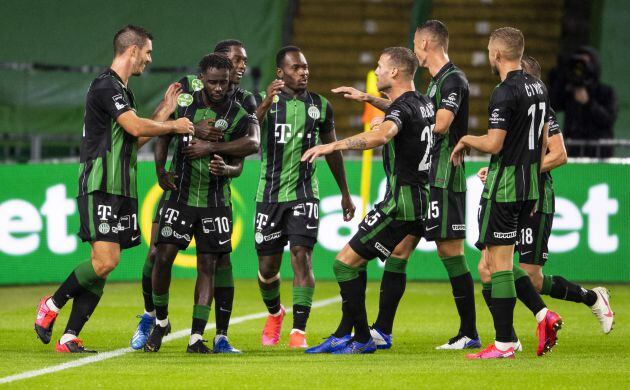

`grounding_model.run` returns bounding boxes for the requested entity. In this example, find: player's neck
[110,57,133,86]
[499,62,522,82]
[387,81,415,101]
[281,86,305,97]
[427,51,450,77]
